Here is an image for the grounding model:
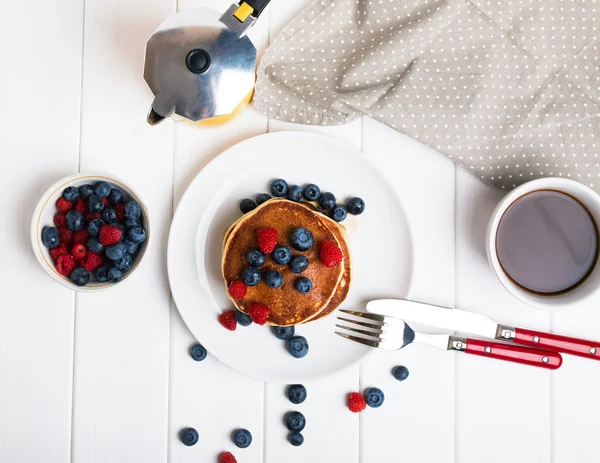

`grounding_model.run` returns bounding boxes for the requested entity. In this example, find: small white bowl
[31,172,150,291]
